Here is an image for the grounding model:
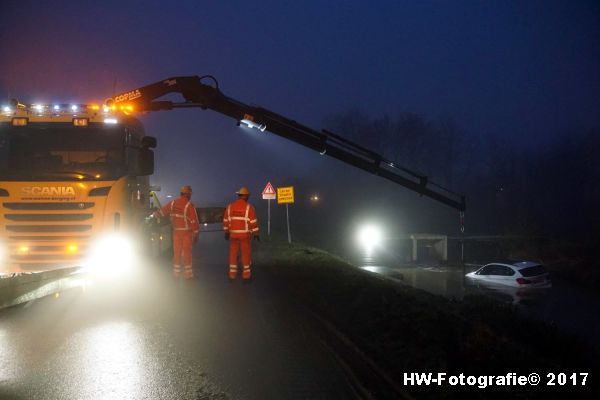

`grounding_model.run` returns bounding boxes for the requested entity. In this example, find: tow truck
[0,75,464,277]
[0,102,158,275]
